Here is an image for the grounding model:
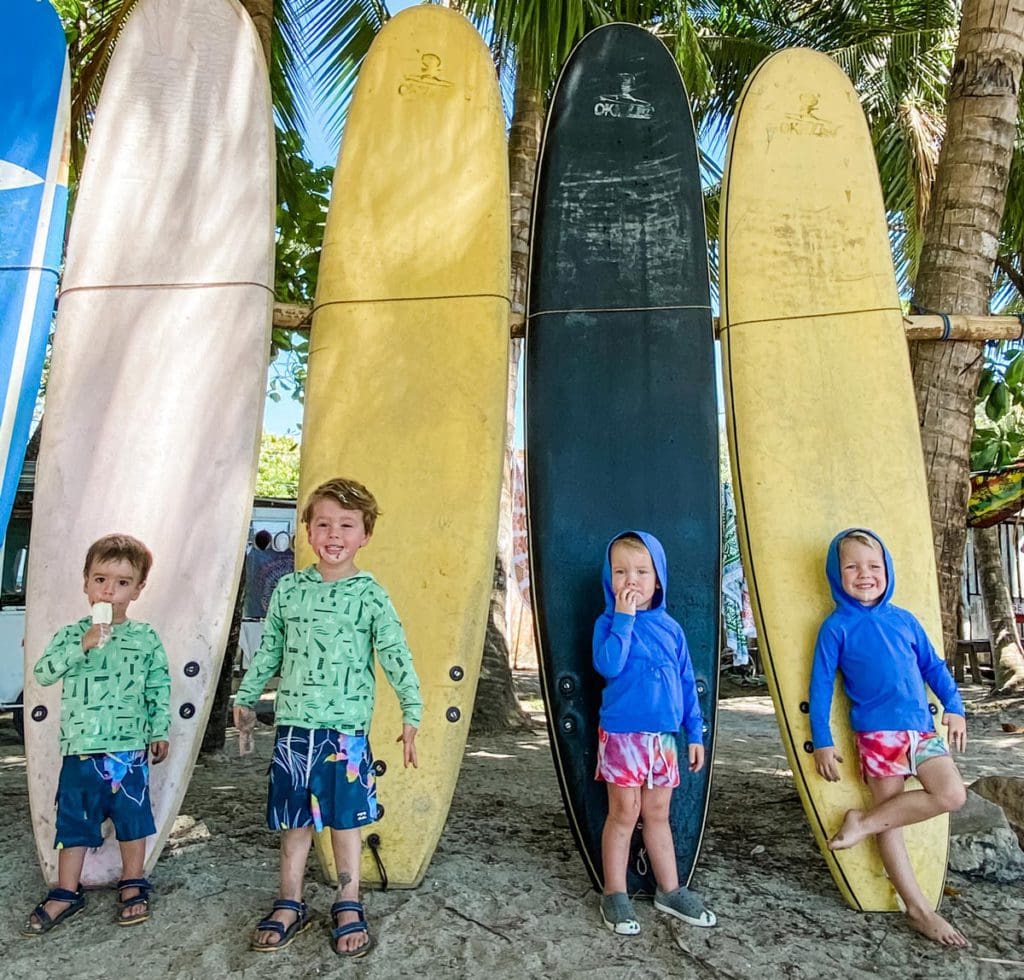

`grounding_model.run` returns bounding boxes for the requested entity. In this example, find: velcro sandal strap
[332,920,369,941]
[271,899,306,915]
[255,918,287,938]
[117,878,151,894]
[46,888,82,904]
[330,900,365,920]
